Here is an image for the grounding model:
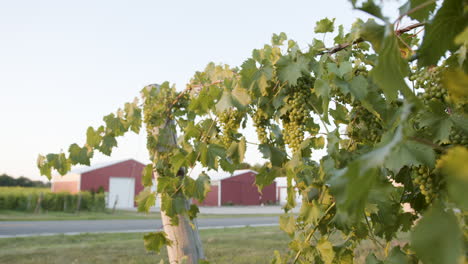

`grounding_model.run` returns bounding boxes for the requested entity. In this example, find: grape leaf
[359,19,385,52]
[370,26,410,102]
[183,173,211,201]
[443,69,468,104]
[86,126,103,148]
[349,75,368,100]
[98,134,118,155]
[276,55,309,86]
[279,214,295,235]
[385,140,436,173]
[317,237,335,264]
[258,144,287,167]
[356,0,384,20]
[385,246,410,264]
[411,204,463,264]
[136,187,156,212]
[68,144,92,166]
[418,100,453,142]
[143,232,172,253]
[437,146,468,209]
[408,0,436,22]
[418,0,468,66]
[315,18,335,33]
[142,164,154,187]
